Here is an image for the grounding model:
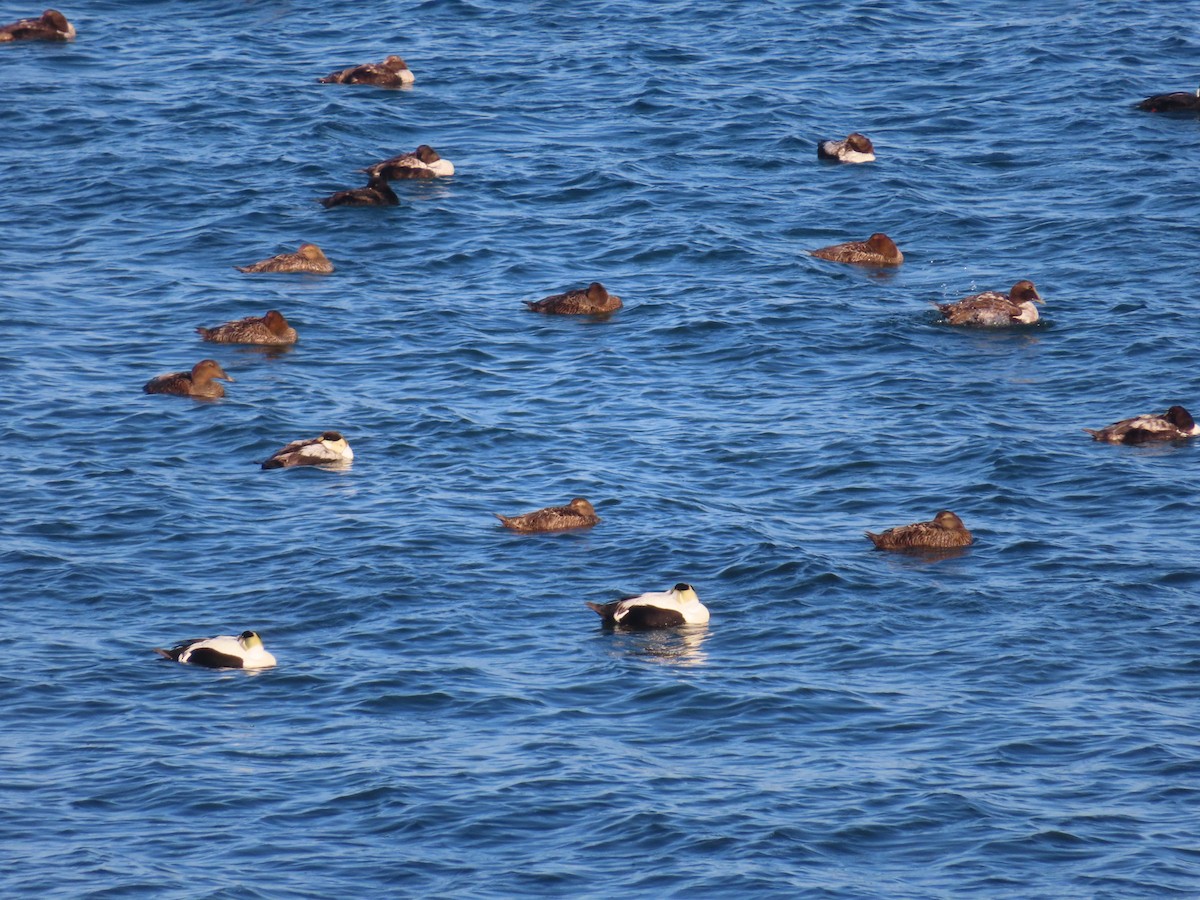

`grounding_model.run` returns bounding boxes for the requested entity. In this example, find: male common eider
[262,431,353,469]
[235,243,333,274]
[319,172,399,208]
[143,359,233,399]
[197,310,298,345]
[934,280,1043,327]
[154,631,277,669]
[810,233,903,266]
[1136,87,1200,113]
[318,54,414,87]
[1084,405,1200,444]
[495,497,600,533]
[817,132,875,163]
[586,583,709,628]
[0,9,74,41]
[360,145,455,179]
[524,282,622,315]
[866,510,973,551]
